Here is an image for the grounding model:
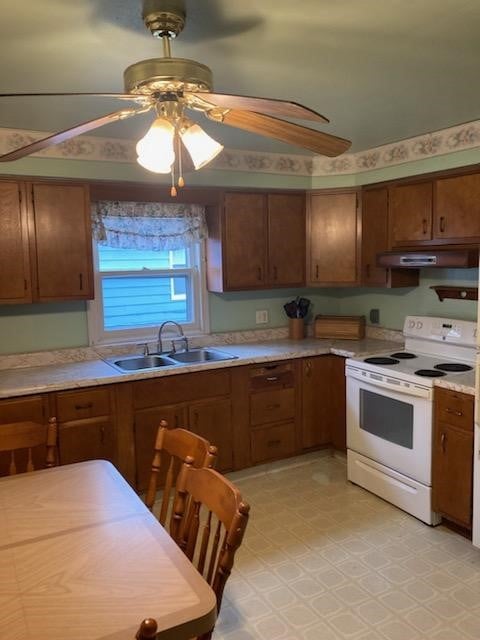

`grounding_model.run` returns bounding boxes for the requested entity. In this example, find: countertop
[0,336,475,398]
[0,337,399,399]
